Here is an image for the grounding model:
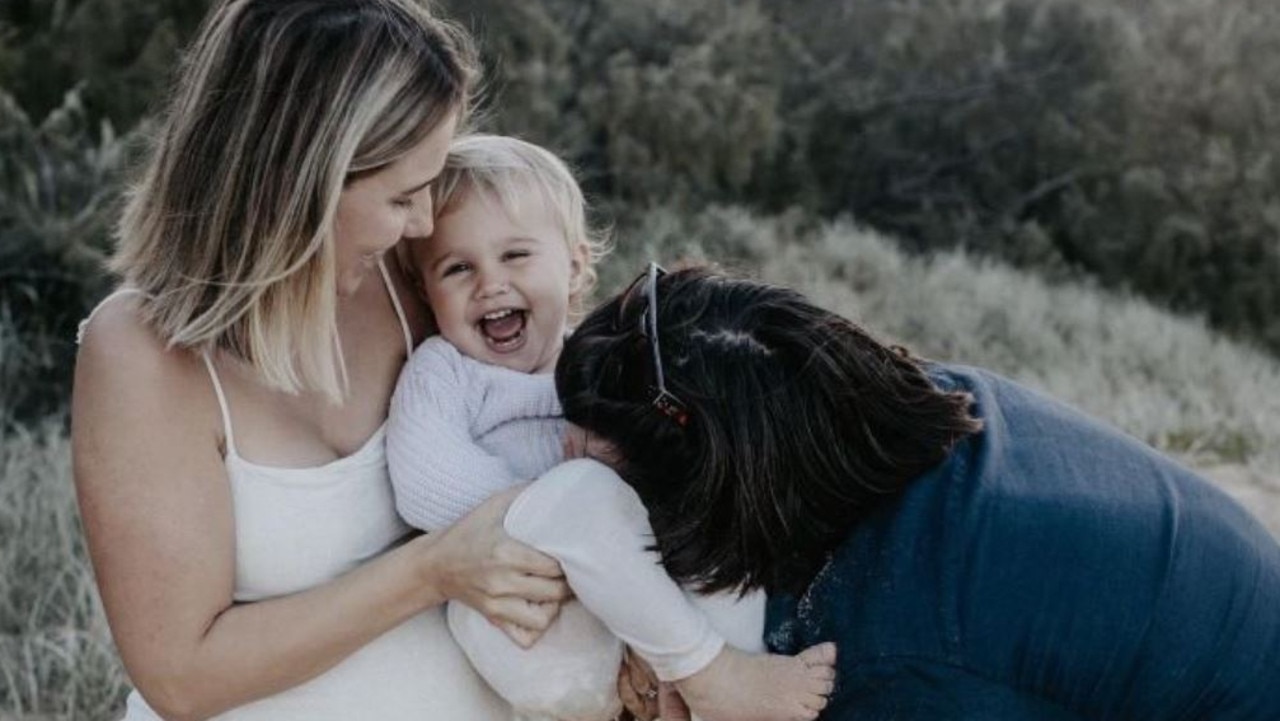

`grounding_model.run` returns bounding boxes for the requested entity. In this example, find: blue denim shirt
[765,364,1280,720]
